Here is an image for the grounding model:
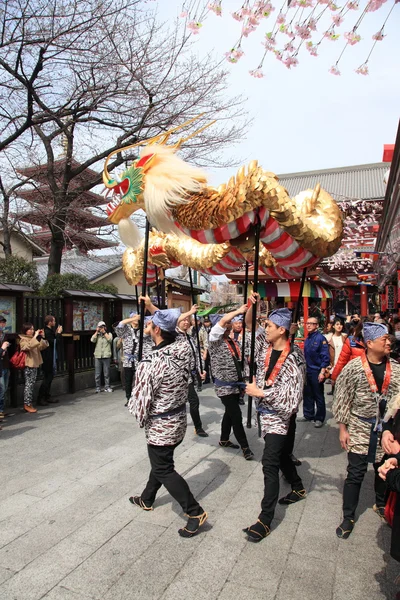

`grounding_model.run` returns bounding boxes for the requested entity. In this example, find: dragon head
[103,153,155,225]
[103,115,213,228]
